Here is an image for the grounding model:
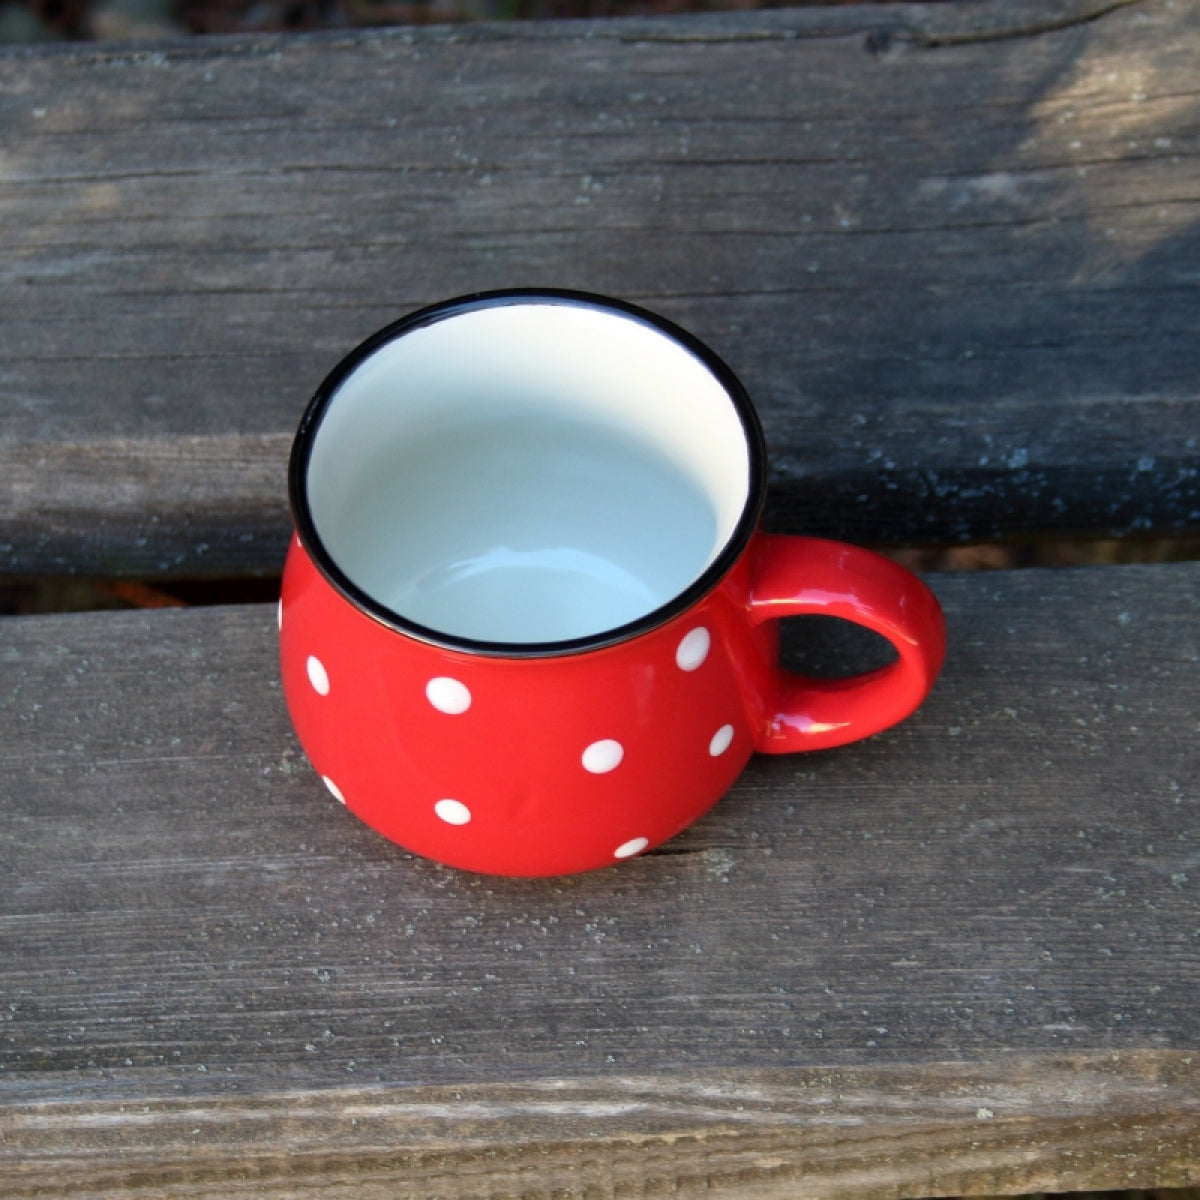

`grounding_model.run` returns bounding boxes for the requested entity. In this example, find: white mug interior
[303,299,753,646]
